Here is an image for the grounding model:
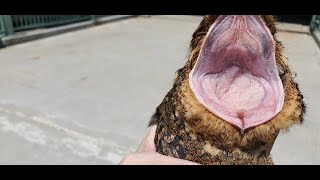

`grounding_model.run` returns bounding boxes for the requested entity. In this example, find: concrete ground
[0,16,319,165]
